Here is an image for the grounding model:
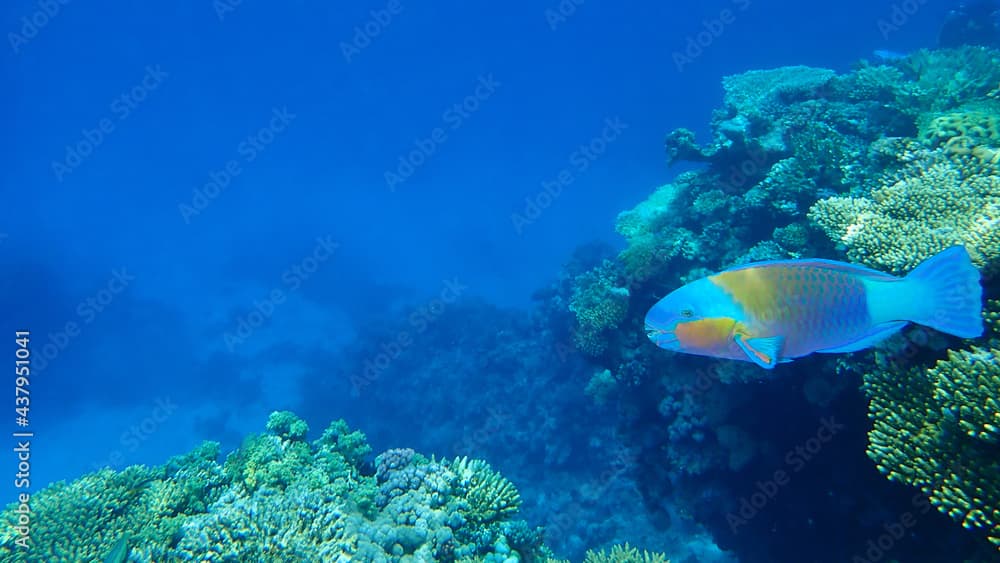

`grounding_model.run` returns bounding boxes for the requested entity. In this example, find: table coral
[864,347,1000,551]
[808,152,1000,274]
[721,66,837,122]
